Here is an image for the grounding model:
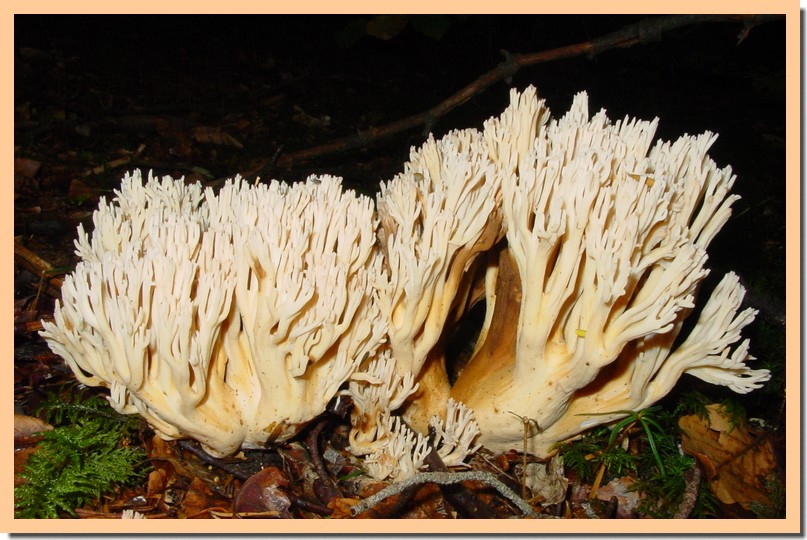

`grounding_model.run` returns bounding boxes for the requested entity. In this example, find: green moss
[14,390,147,519]
[558,406,711,518]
